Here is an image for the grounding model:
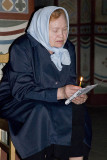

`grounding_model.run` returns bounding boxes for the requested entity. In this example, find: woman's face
[49,14,68,48]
